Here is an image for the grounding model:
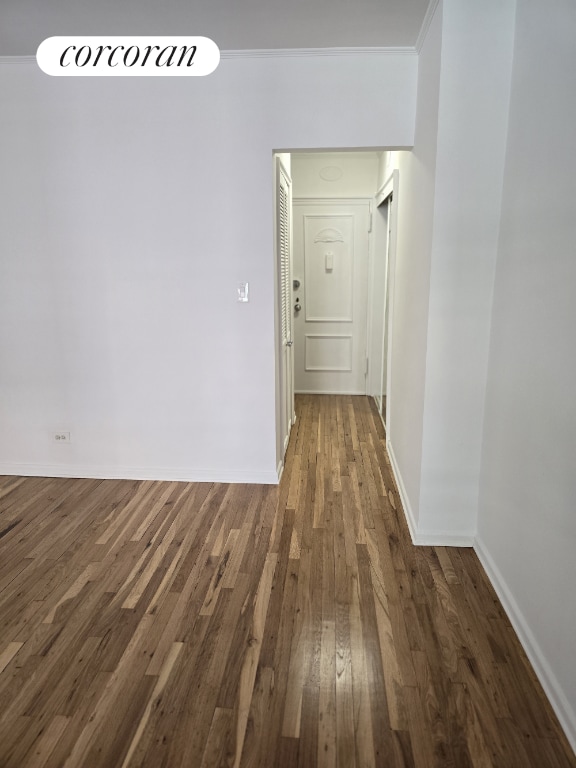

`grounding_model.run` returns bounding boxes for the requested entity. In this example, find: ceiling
[0,0,431,56]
